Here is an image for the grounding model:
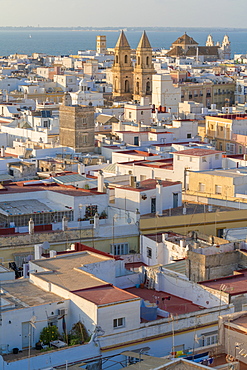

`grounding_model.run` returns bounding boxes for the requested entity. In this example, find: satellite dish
[42,241,50,250]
